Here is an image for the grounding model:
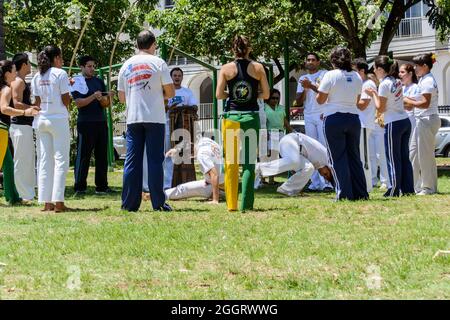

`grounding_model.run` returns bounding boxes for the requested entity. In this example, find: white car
[113,134,127,160]
[435,115,450,157]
